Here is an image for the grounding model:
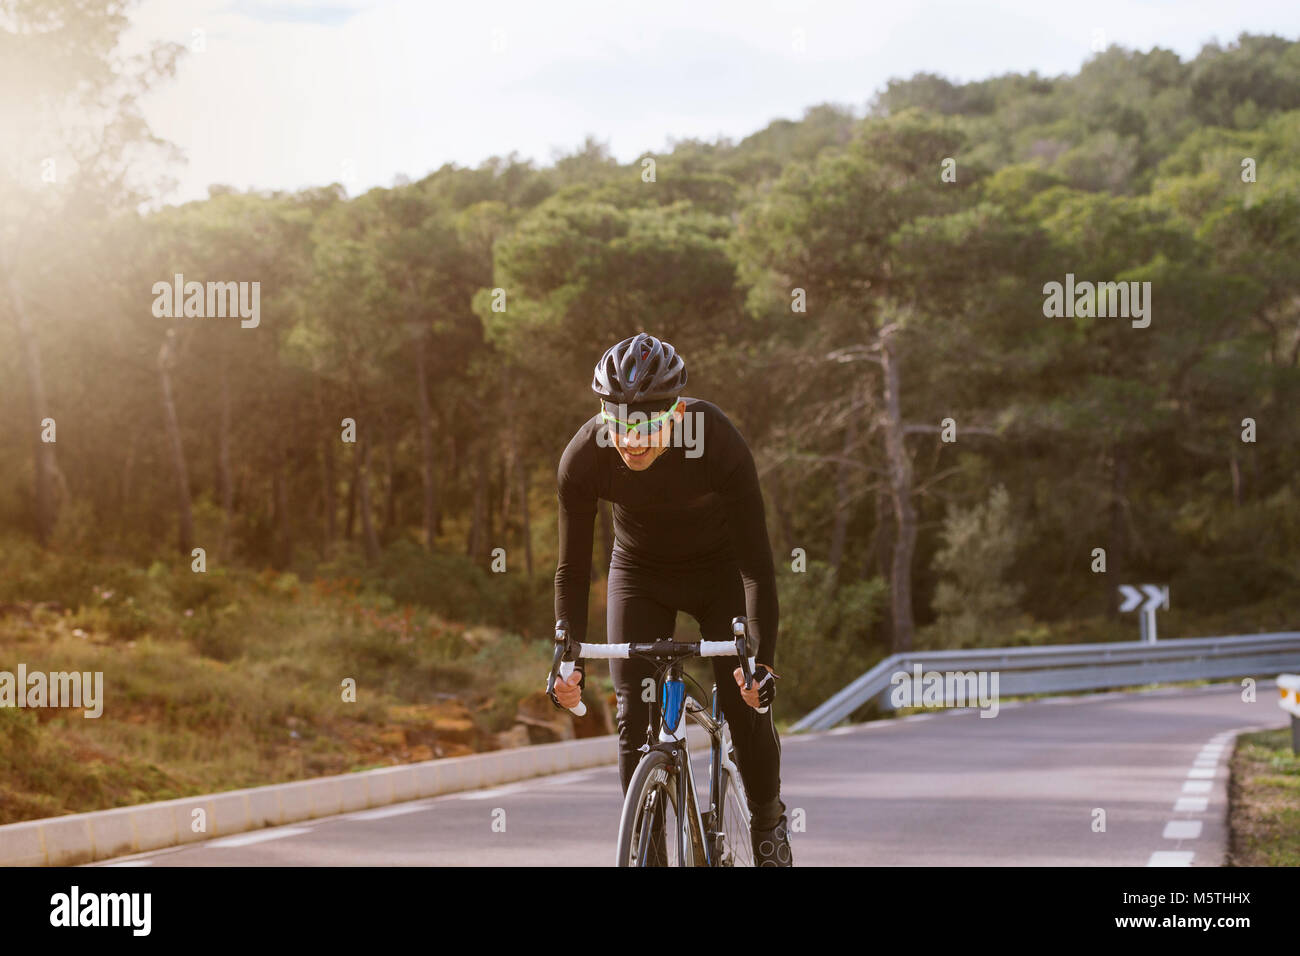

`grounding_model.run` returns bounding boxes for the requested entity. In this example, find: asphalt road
[94,682,1284,867]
